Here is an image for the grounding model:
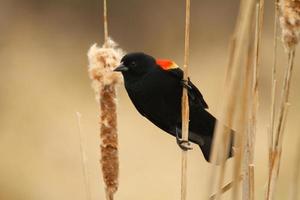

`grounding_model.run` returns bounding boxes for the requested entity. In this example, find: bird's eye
[131,61,137,67]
